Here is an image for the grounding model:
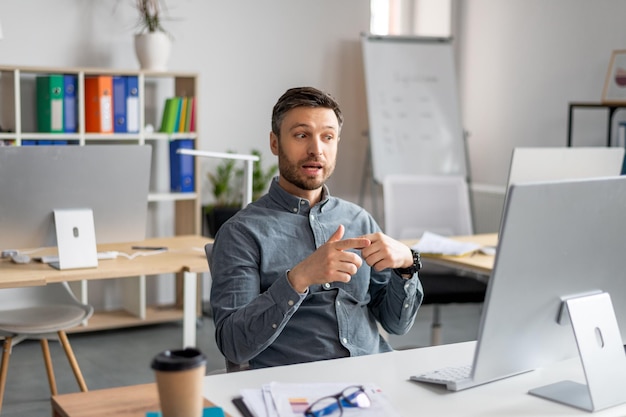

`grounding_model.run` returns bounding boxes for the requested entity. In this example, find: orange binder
[85,76,113,133]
